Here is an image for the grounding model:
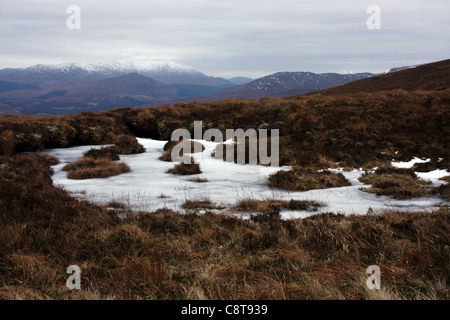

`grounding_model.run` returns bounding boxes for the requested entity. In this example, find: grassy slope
[312,59,450,95]
[1,89,448,169]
